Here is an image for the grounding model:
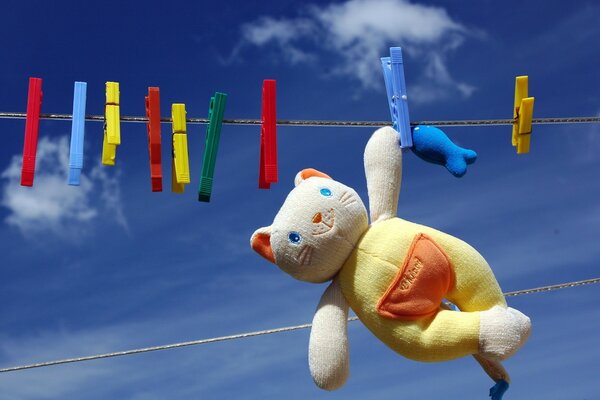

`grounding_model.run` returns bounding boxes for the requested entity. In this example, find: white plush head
[251,169,369,283]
